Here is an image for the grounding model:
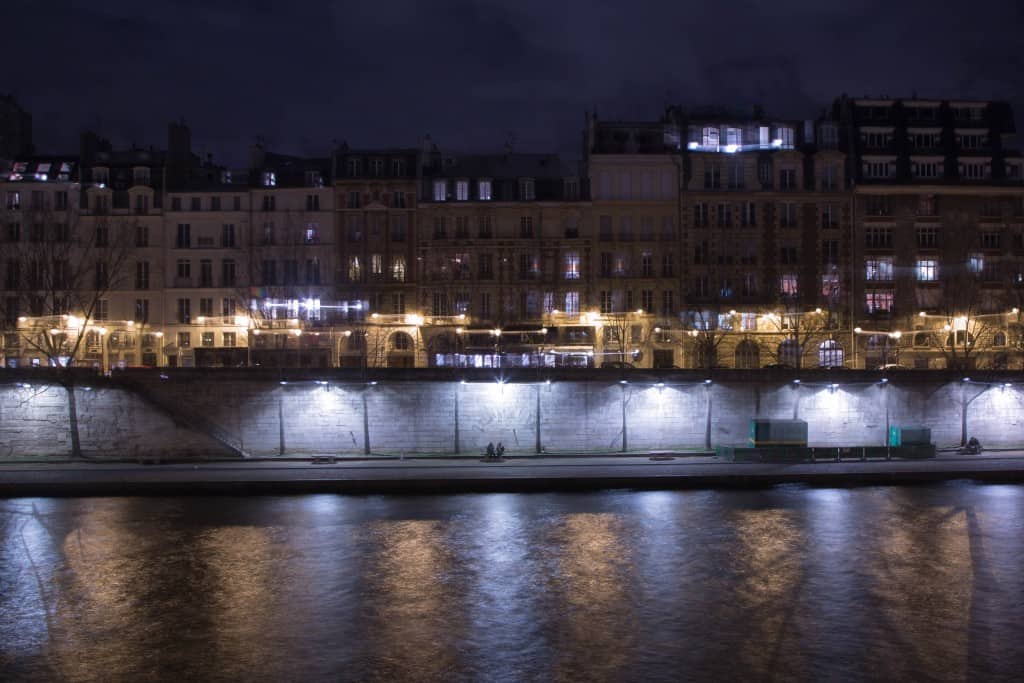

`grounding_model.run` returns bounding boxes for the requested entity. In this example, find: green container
[750,419,808,447]
[889,426,931,447]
